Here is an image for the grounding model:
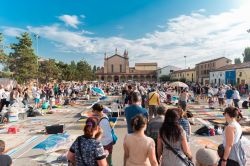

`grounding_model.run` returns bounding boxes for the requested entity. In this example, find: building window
[201,65,203,69]
[170,70,174,73]
[111,64,114,73]
[213,63,215,67]
[208,64,210,68]
[220,74,222,77]
[192,73,193,77]
[187,73,189,76]
[239,72,242,77]
[120,64,122,72]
